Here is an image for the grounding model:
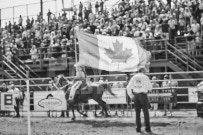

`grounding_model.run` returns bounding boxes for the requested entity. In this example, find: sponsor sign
[88,88,127,105]
[188,87,198,103]
[1,93,14,111]
[34,91,66,111]
[148,89,176,103]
